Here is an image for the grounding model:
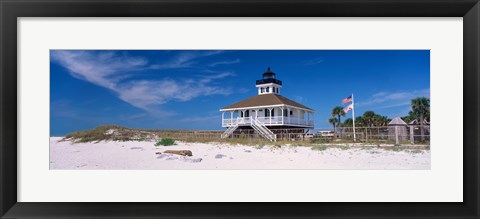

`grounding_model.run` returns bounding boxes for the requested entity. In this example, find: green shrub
[155,138,176,146]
